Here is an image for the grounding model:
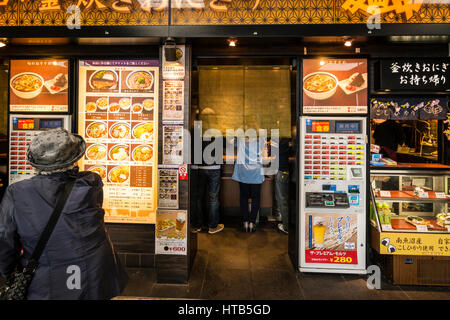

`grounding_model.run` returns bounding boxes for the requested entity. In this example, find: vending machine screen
[335,121,360,133]
[39,119,63,130]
